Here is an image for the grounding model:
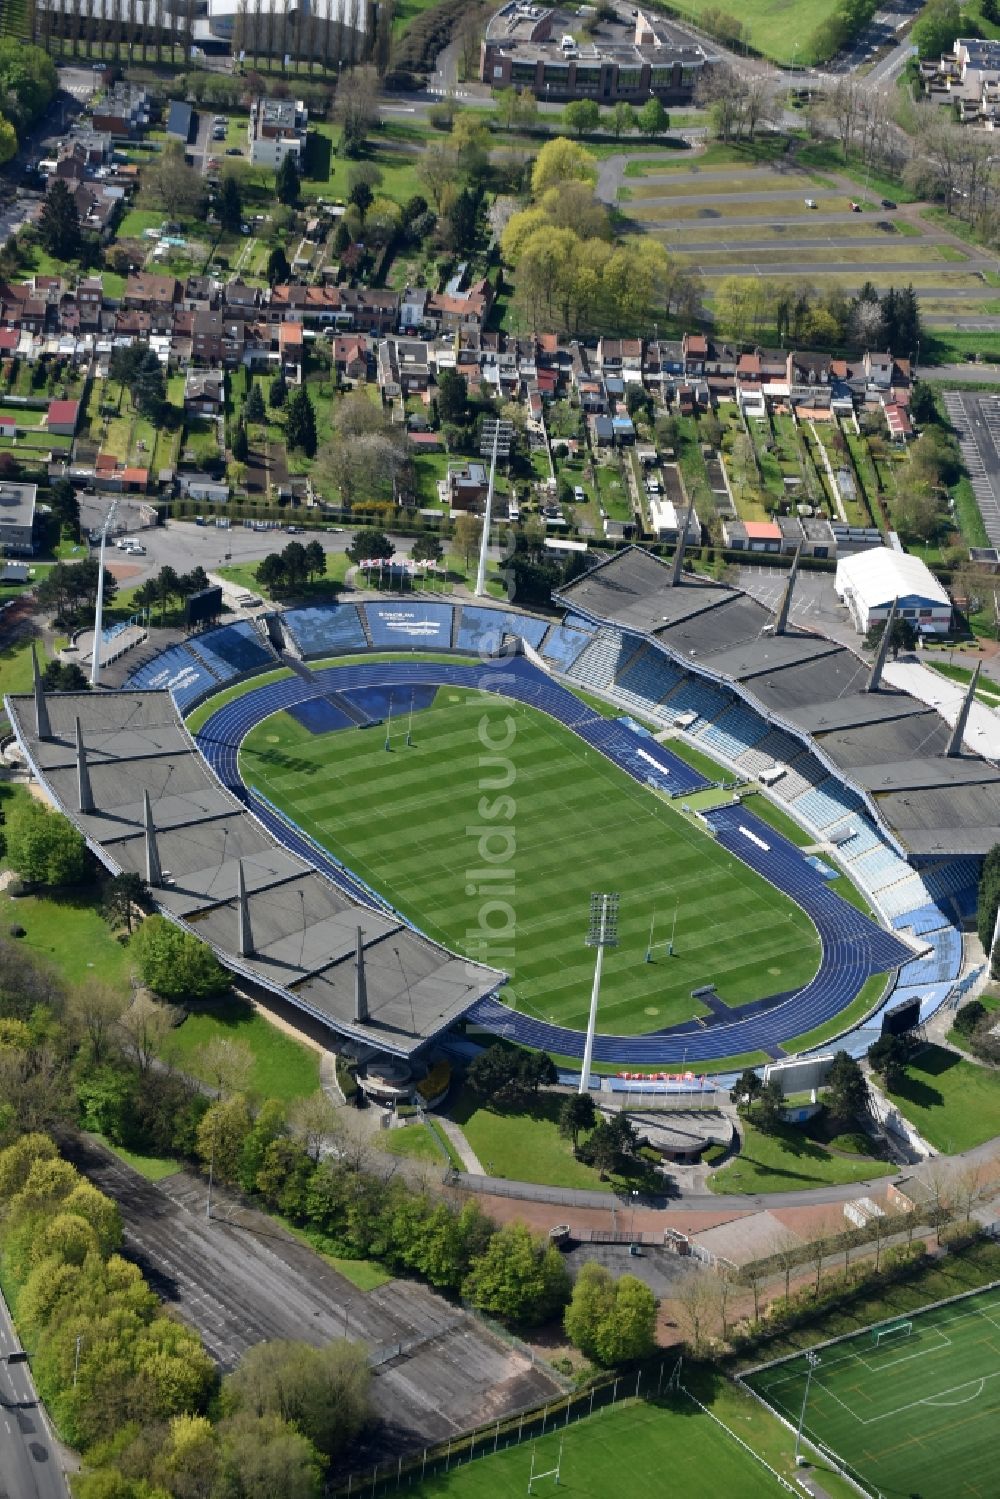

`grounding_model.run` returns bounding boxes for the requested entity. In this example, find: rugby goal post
[872,1319,912,1348]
